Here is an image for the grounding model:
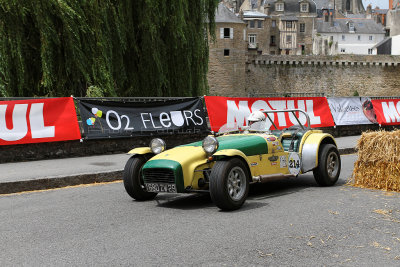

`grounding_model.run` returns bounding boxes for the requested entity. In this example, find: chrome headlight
[202,136,219,154]
[150,138,166,154]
